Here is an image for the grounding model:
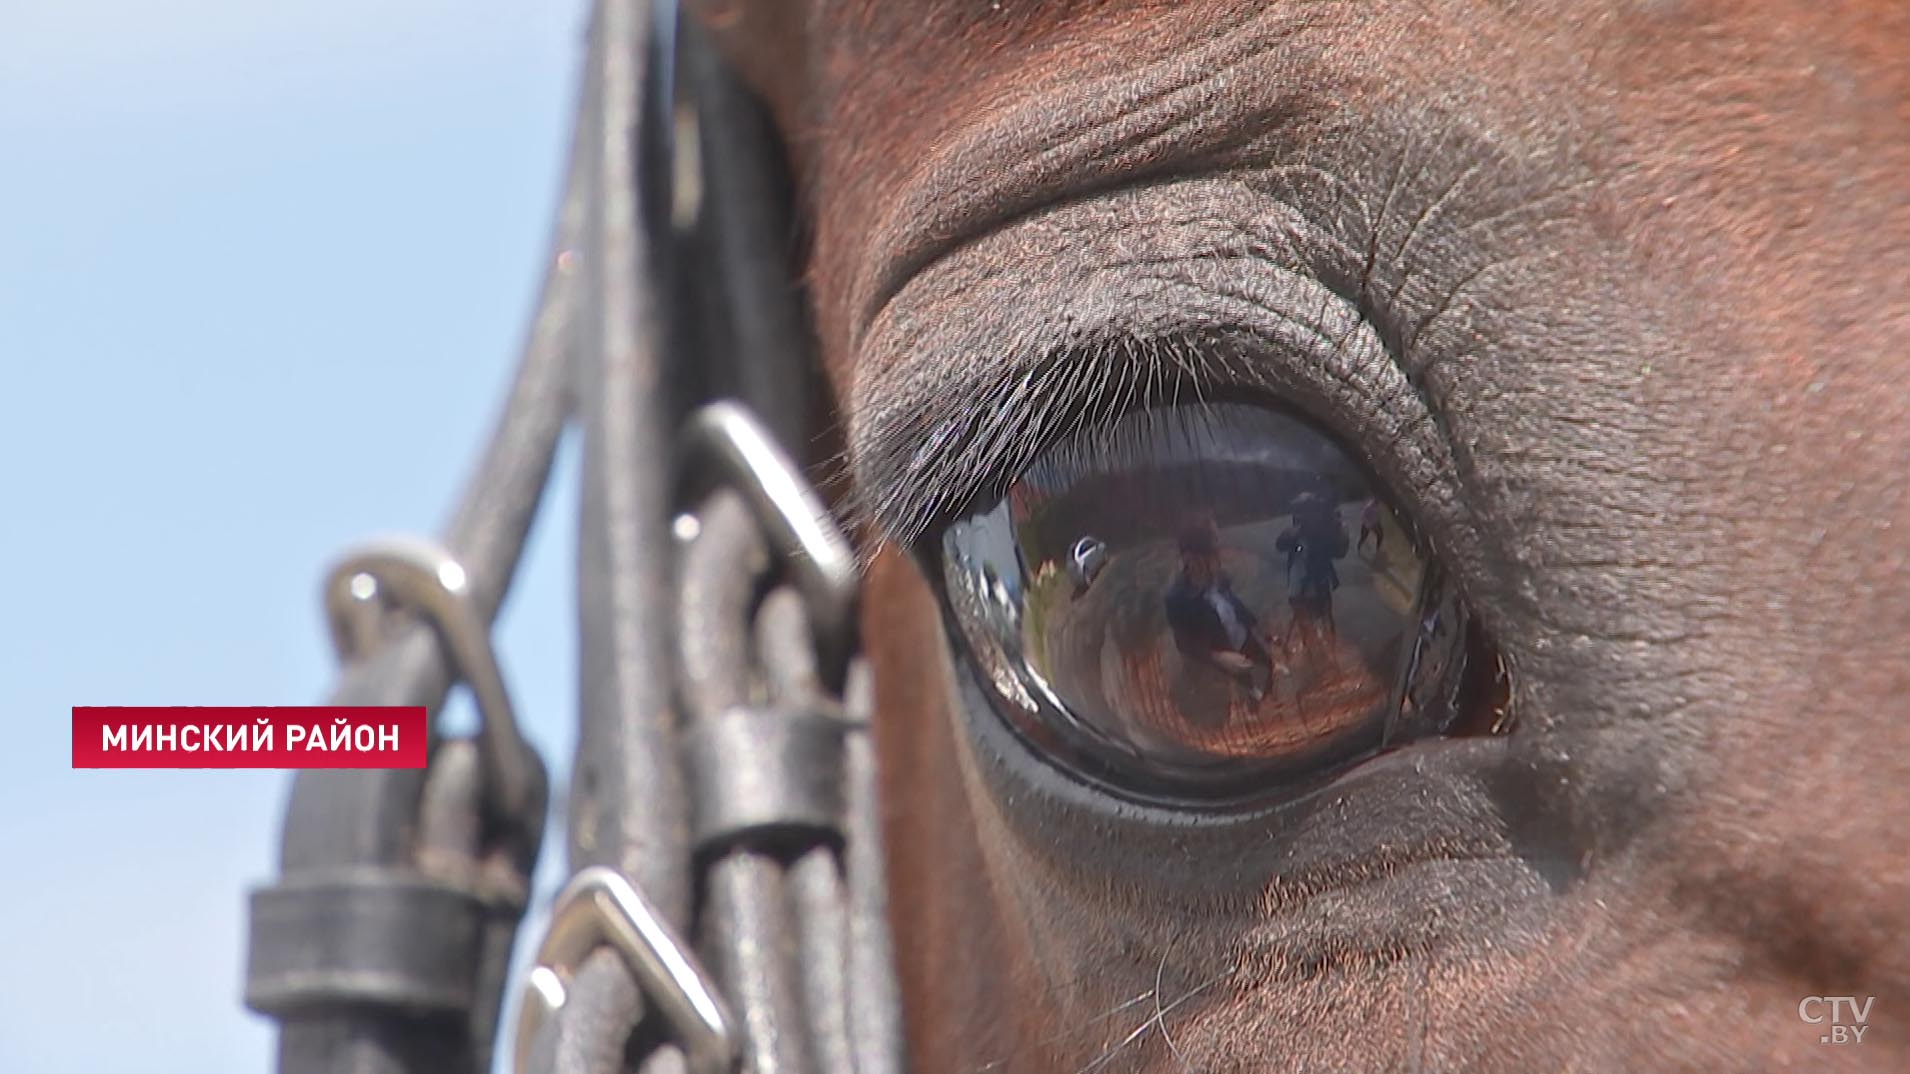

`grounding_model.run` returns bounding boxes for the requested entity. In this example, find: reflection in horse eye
[940,403,1484,800]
